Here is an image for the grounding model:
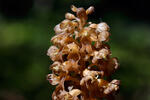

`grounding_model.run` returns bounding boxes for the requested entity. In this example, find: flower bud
[71,5,78,12]
[86,6,94,15]
[65,13,76,20]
